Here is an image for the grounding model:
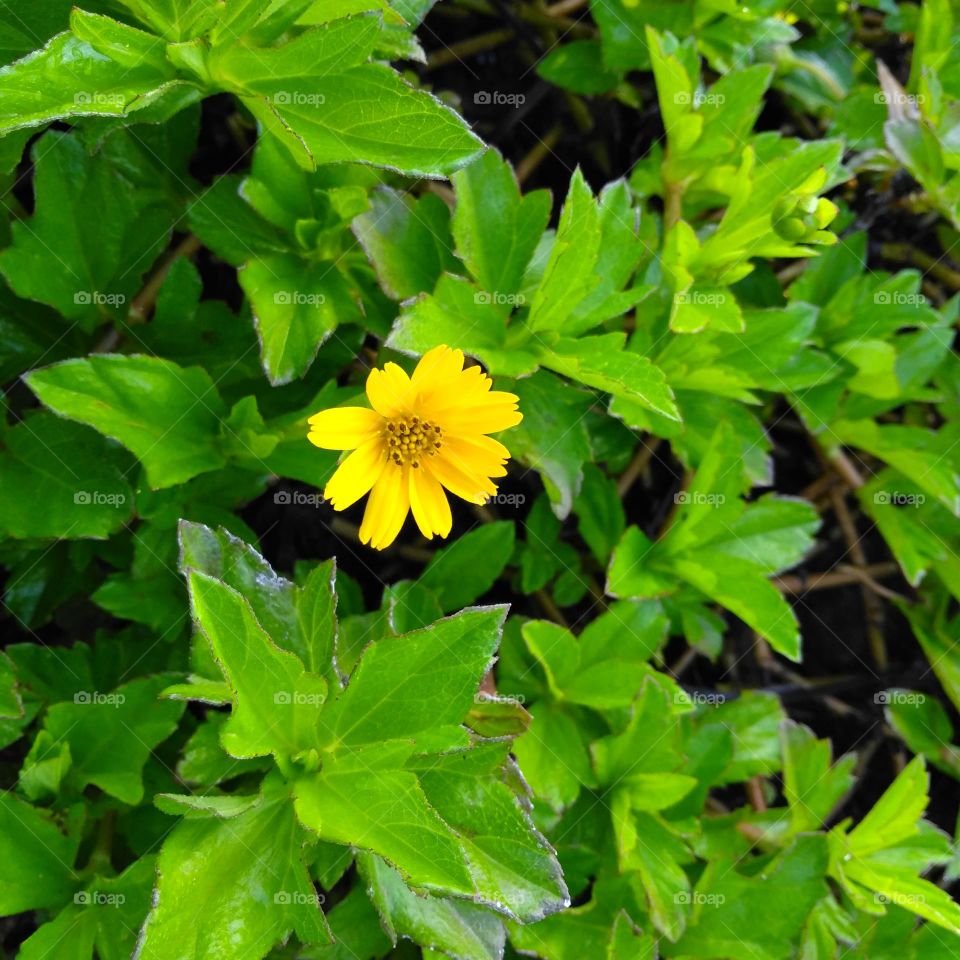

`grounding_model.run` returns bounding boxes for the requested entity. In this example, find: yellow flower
[307,345,522,550]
